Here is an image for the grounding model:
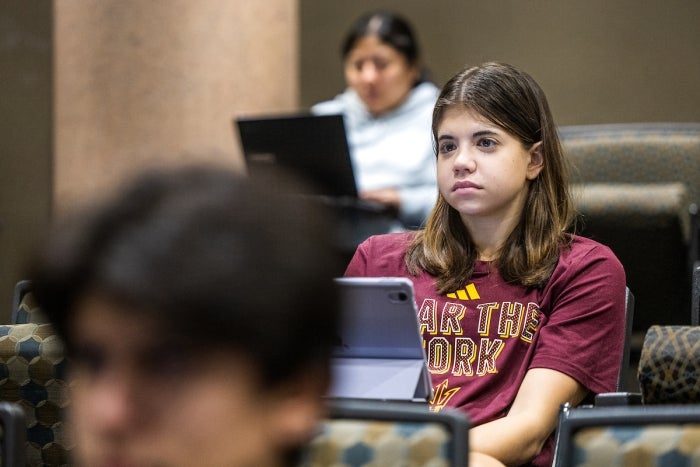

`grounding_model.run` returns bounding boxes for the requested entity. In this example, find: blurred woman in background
[313,10,438,230]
